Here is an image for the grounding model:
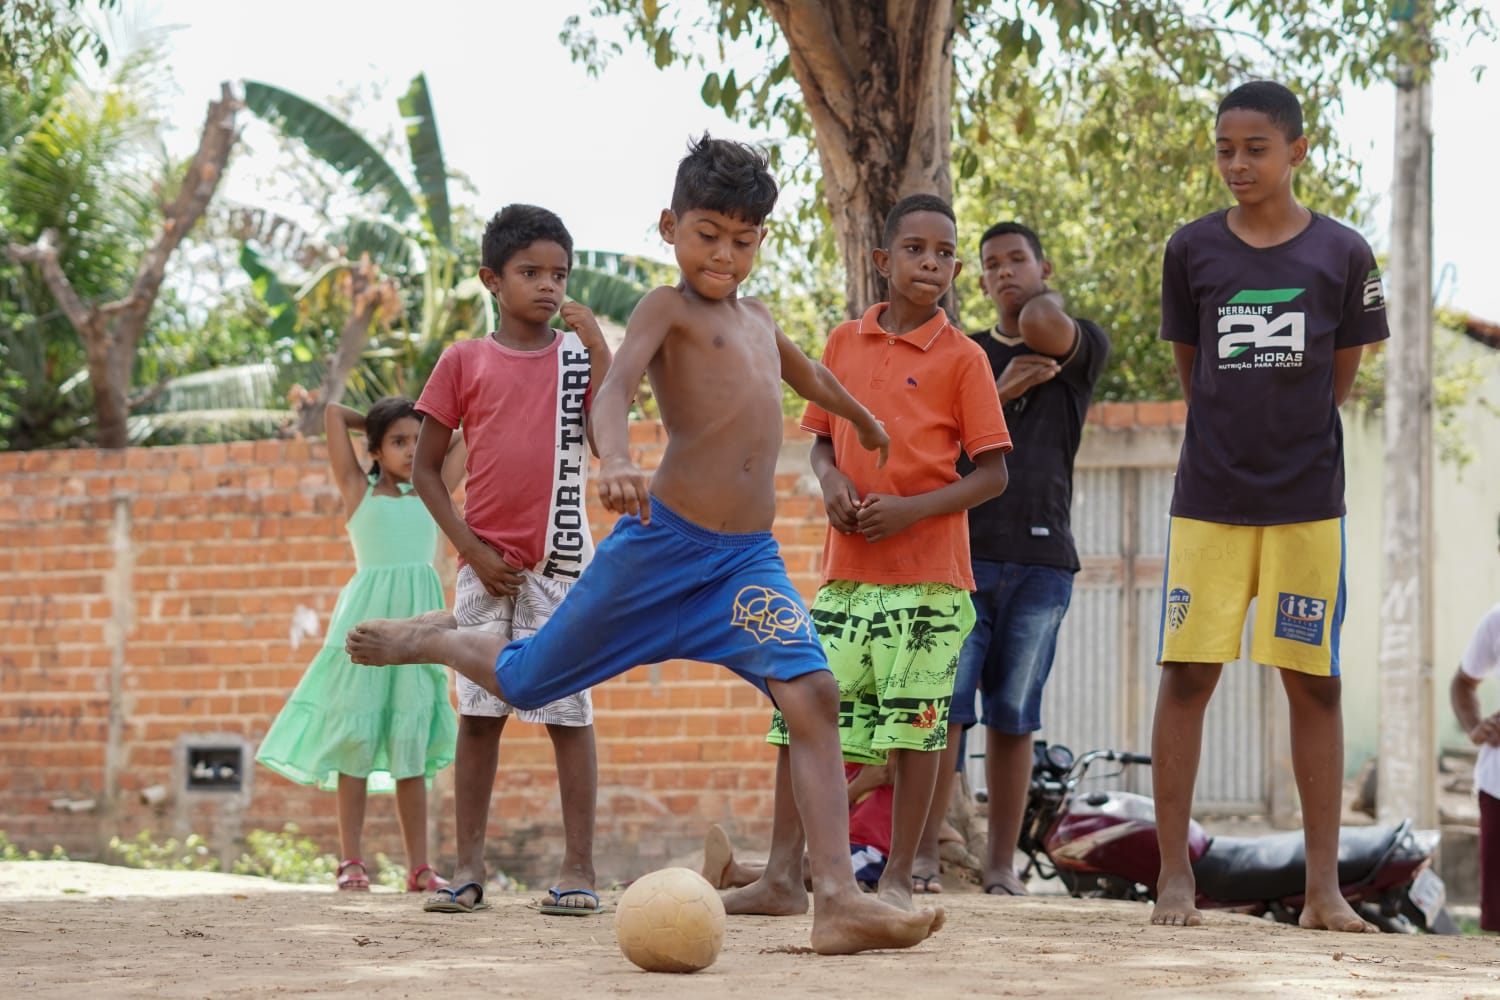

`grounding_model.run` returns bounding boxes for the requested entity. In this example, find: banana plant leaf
[243,80,418,222]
